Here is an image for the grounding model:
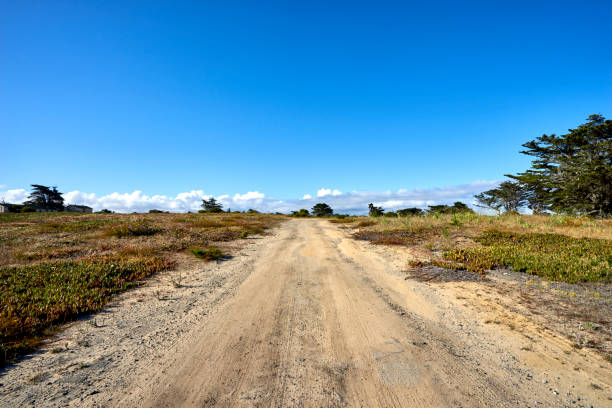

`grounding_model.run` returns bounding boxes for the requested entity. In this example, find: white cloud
[317,188,331,197]
[232,191,265,201]
[316,188,342,197]
[0,180,500,214]
[0,189,28,204]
